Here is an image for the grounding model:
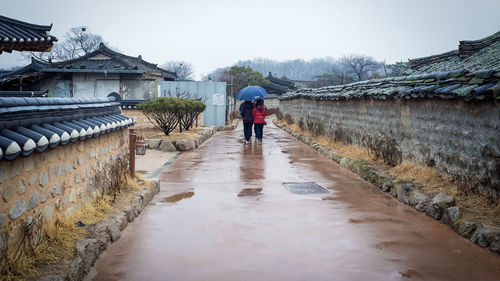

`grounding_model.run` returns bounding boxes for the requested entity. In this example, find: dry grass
[0,174,151,280]
[278,119,500,224]
[389,162,459,196]
[281,120,376,162]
